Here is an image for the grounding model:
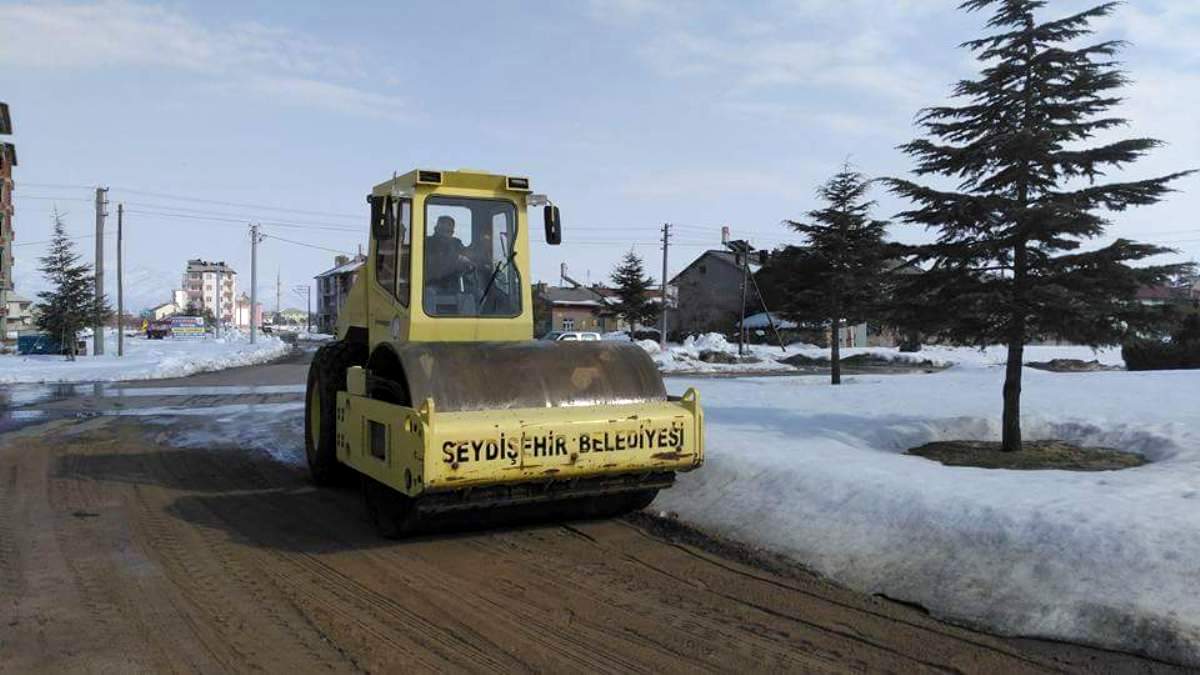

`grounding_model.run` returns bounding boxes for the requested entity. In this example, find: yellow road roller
[305,169,703,536]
